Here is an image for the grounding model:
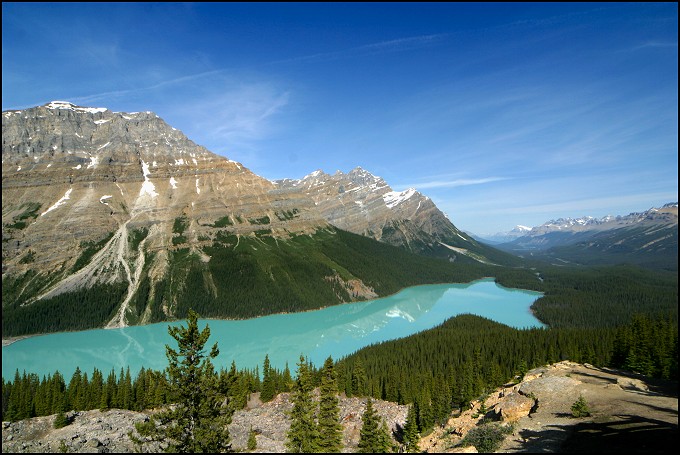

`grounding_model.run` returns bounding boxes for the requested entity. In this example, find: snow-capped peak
[304,169,325,179]
[383,188,417,209]
[45,101,107,114]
